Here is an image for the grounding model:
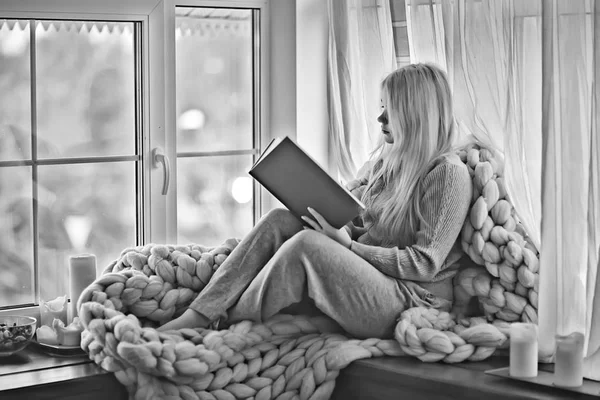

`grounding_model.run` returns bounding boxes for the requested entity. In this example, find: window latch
[152,147,170,195]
